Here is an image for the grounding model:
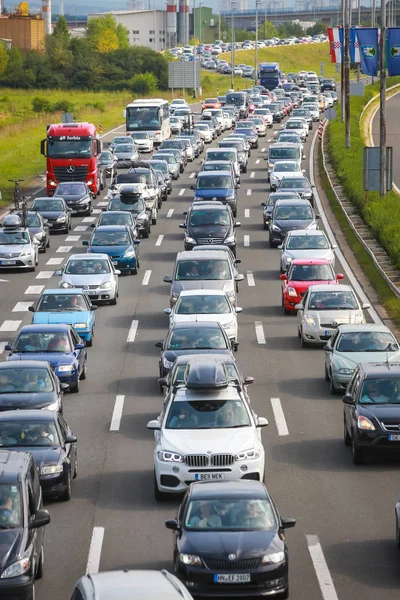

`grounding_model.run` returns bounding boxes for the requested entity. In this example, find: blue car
[29,288,97,347]
[192,171,238,216]
[83,225,140,274]
[6,324,87,393]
